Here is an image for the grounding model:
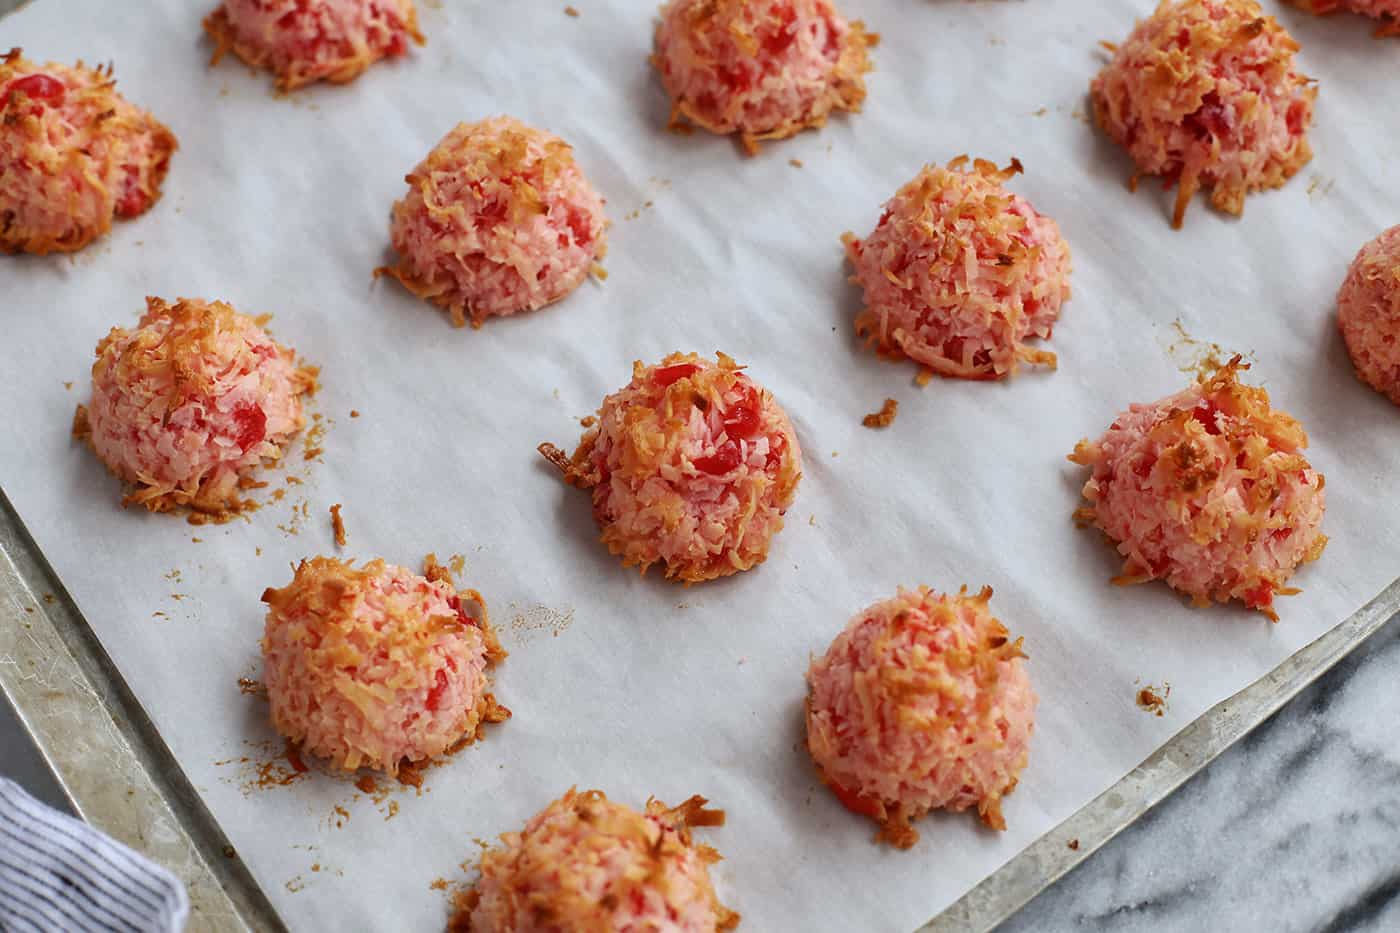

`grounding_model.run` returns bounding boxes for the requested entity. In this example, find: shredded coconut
[379,116,607,328]
[1090,0,1316,228]
[806,585,1036,847]
[1337,225,1400,405]
[845,156,1071,381]
[454,788,737,932]
[1069,357,1327,620]
[1,49,176,254]
[82,297,317,517]
[203,0,423,92]
[652,0,875,153]
[540,352,802,583]
[1287,0,1400,36]
[261,556,508,774]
